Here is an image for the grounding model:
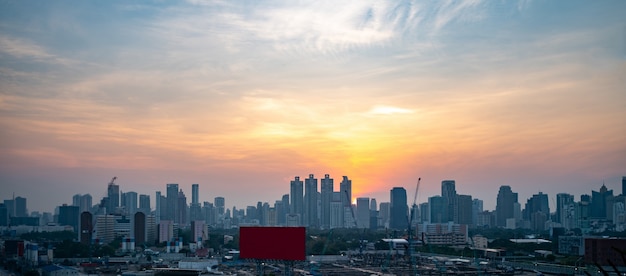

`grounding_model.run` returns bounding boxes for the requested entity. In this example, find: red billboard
[239,227,306,261]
